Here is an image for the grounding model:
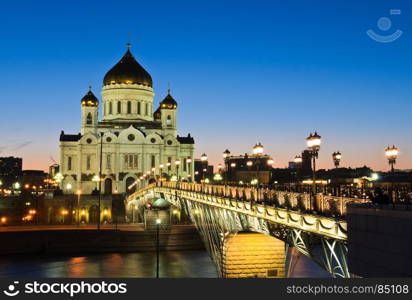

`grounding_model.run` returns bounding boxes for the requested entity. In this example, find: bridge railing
[130,182,369,217]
